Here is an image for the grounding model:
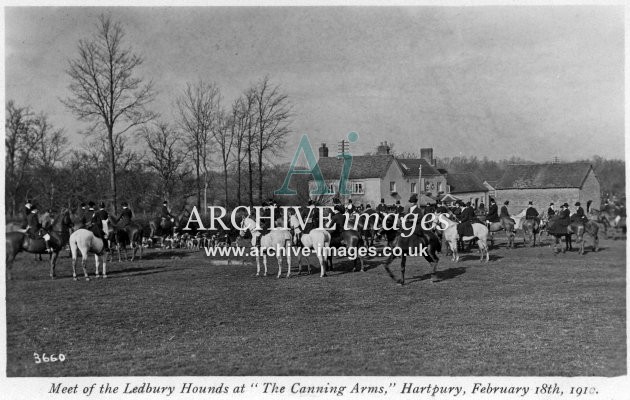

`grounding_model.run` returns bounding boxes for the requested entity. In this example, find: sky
[4,6,625,163]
